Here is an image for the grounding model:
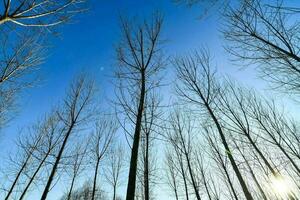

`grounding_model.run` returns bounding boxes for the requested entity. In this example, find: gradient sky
[1,0,232,149]
[1,0,299,199]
